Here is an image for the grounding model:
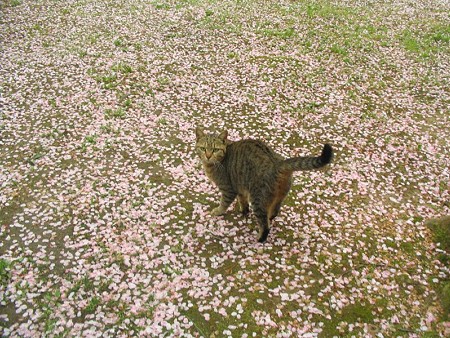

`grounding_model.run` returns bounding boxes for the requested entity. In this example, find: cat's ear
[218,130,228,142]
[195,126,205,140]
